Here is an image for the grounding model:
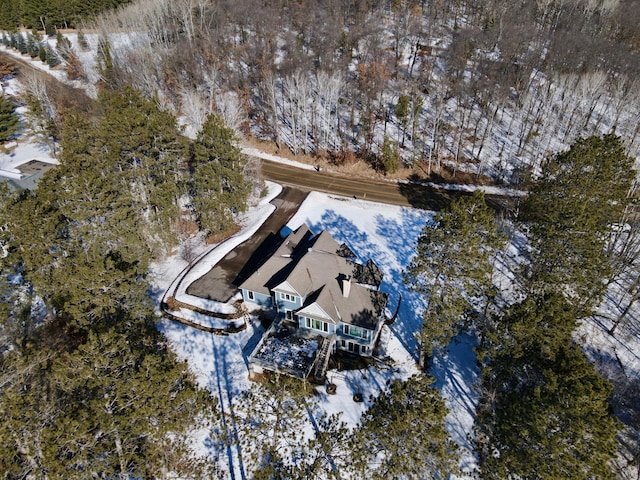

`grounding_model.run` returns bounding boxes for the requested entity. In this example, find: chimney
[342,275,351,298]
